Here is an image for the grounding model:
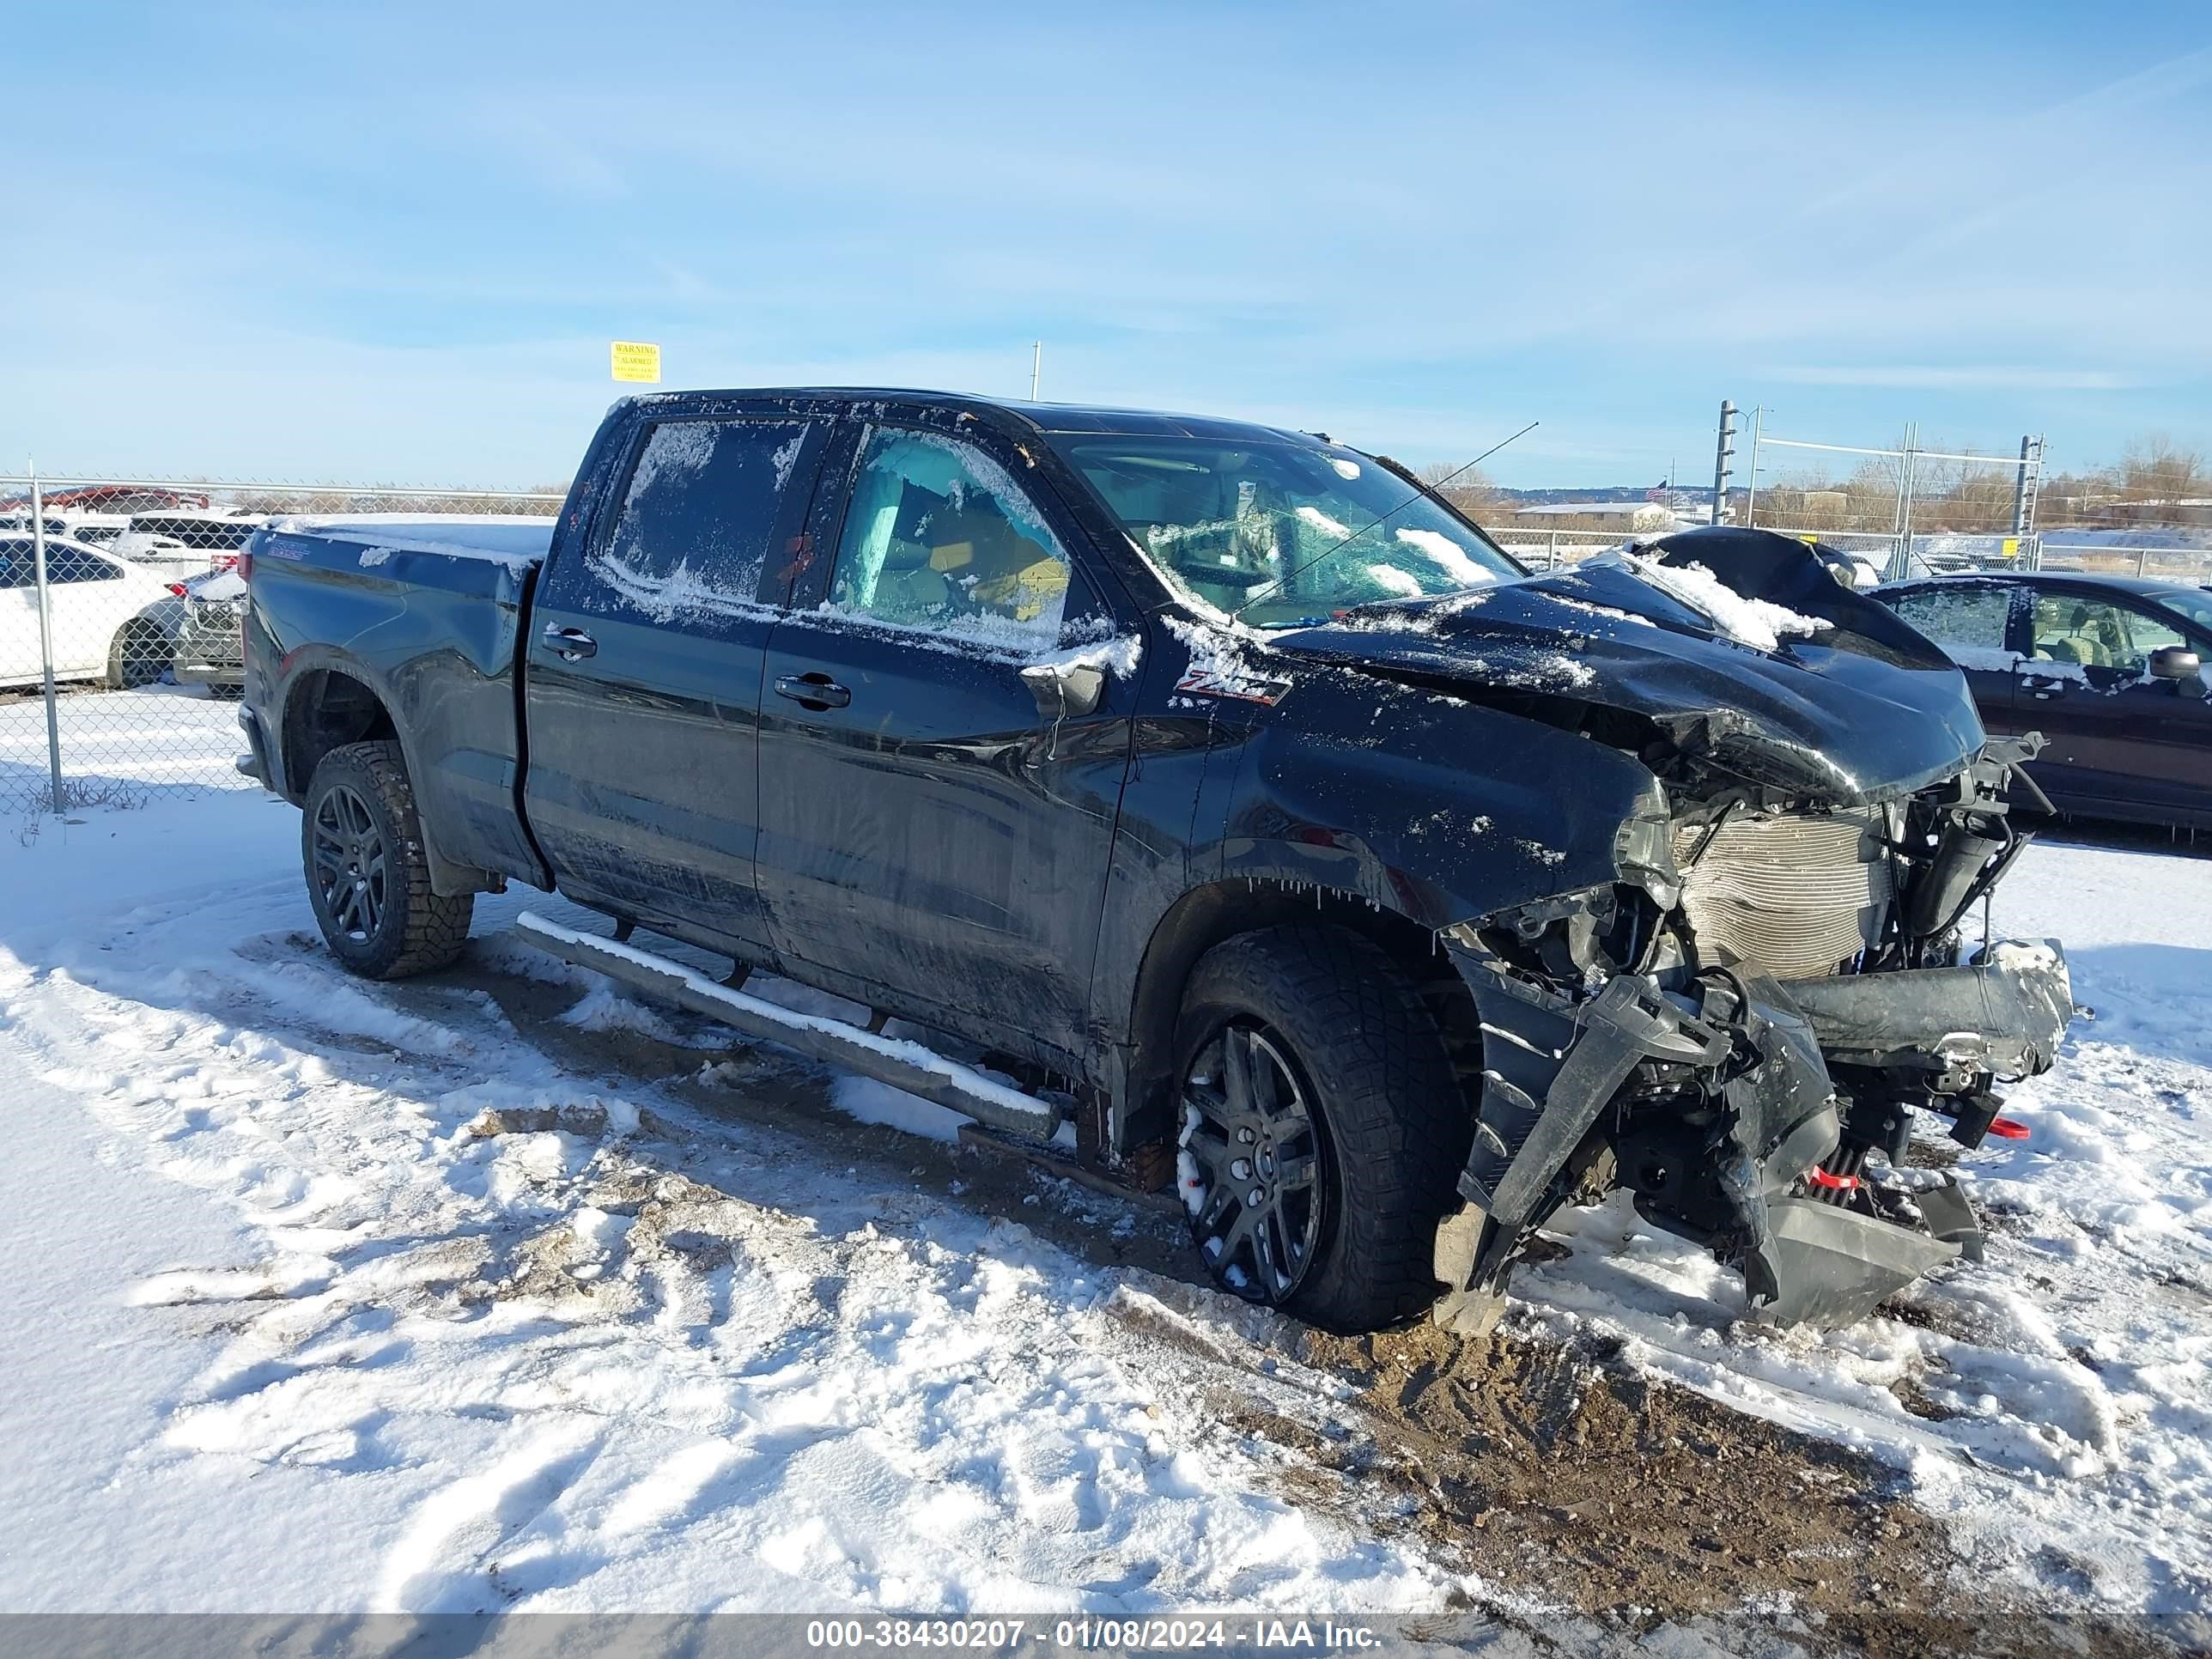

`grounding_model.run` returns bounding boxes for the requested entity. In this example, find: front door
[2015,590,2212,819]
[523,414,831,948]
[754,420,1140,1062]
